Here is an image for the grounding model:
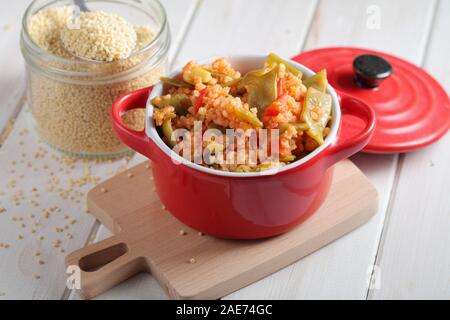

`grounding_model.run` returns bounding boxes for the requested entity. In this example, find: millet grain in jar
[22,1,170,158]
